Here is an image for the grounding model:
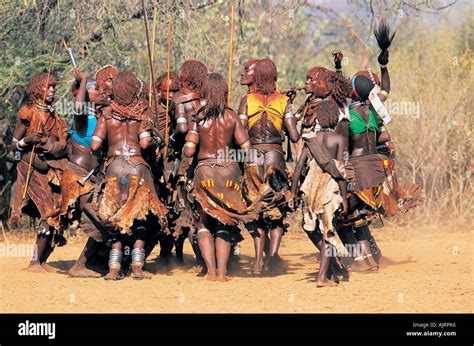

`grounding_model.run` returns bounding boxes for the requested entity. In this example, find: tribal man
[91,71,167,280]
[181,73,256,281]
[238,58,300,274]
[10,72,69,272]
